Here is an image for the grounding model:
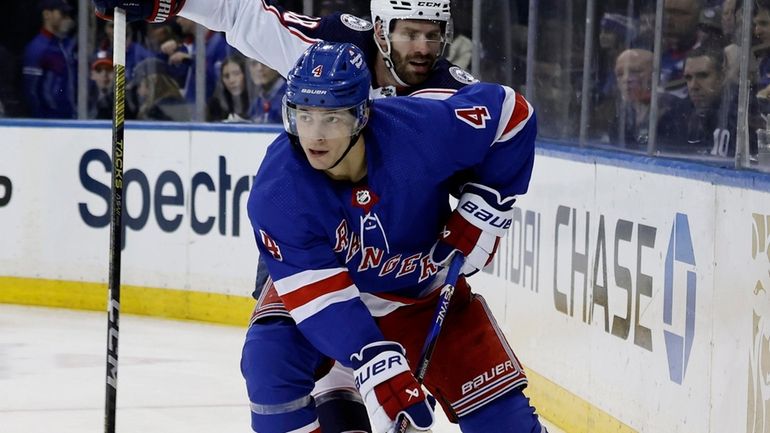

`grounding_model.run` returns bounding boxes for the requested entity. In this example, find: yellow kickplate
[525,368,637,433]
[0,276,254,327]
